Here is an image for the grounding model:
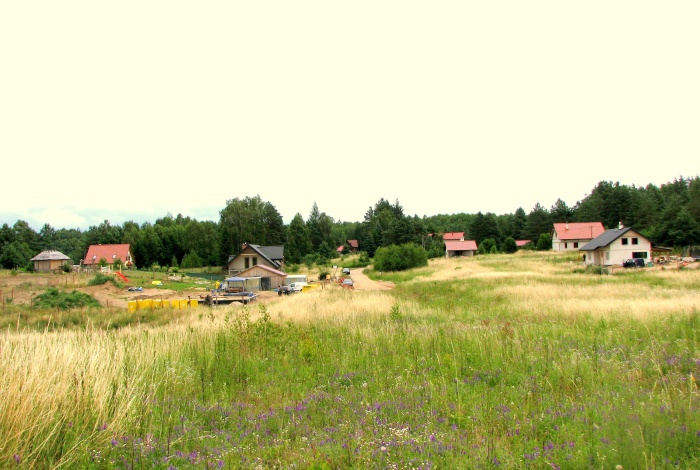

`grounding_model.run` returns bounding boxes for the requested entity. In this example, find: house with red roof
[516,240,532,248]
[443,232,465,241]
[82,244,134,268]
[552,222,605,252]
[445,239,478,258]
